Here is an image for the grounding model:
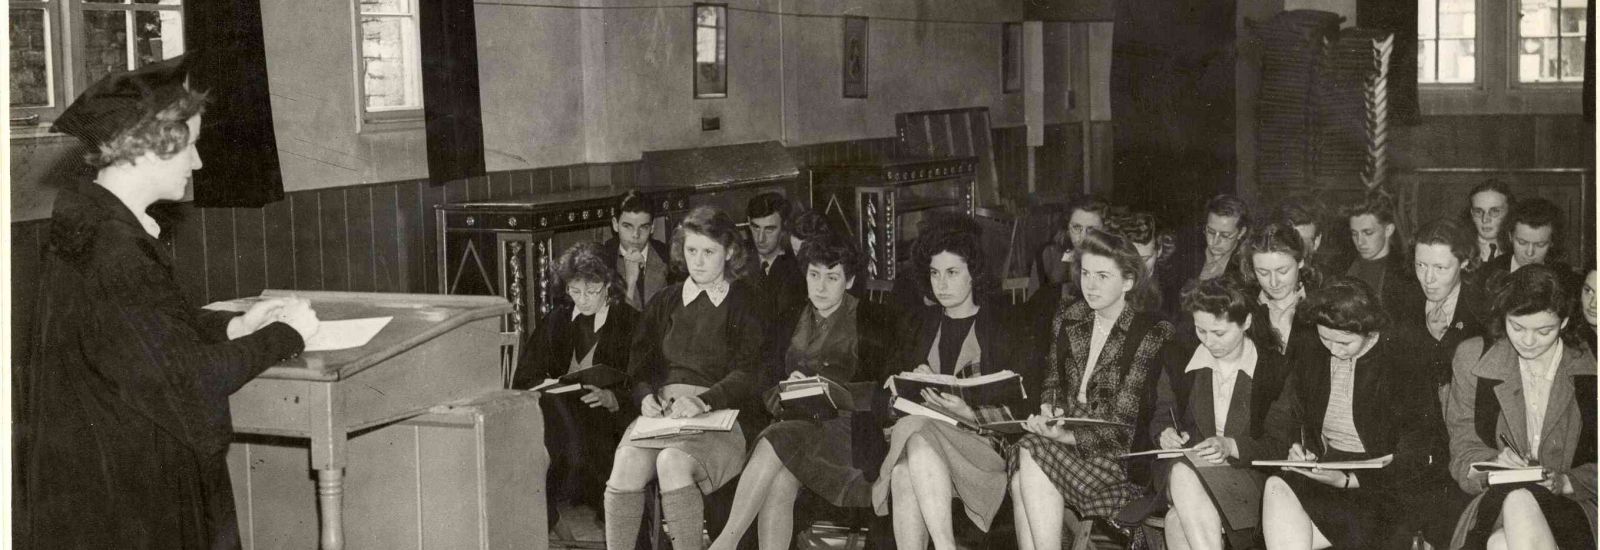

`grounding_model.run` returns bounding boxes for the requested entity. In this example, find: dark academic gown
[747,252,807,324]
[18,180,305,550]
